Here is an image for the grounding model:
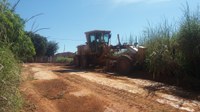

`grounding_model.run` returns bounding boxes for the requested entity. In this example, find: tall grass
[0,47,22,112]
[142,21,181,84]
[178,5,200,79]
[141,5,200,88]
